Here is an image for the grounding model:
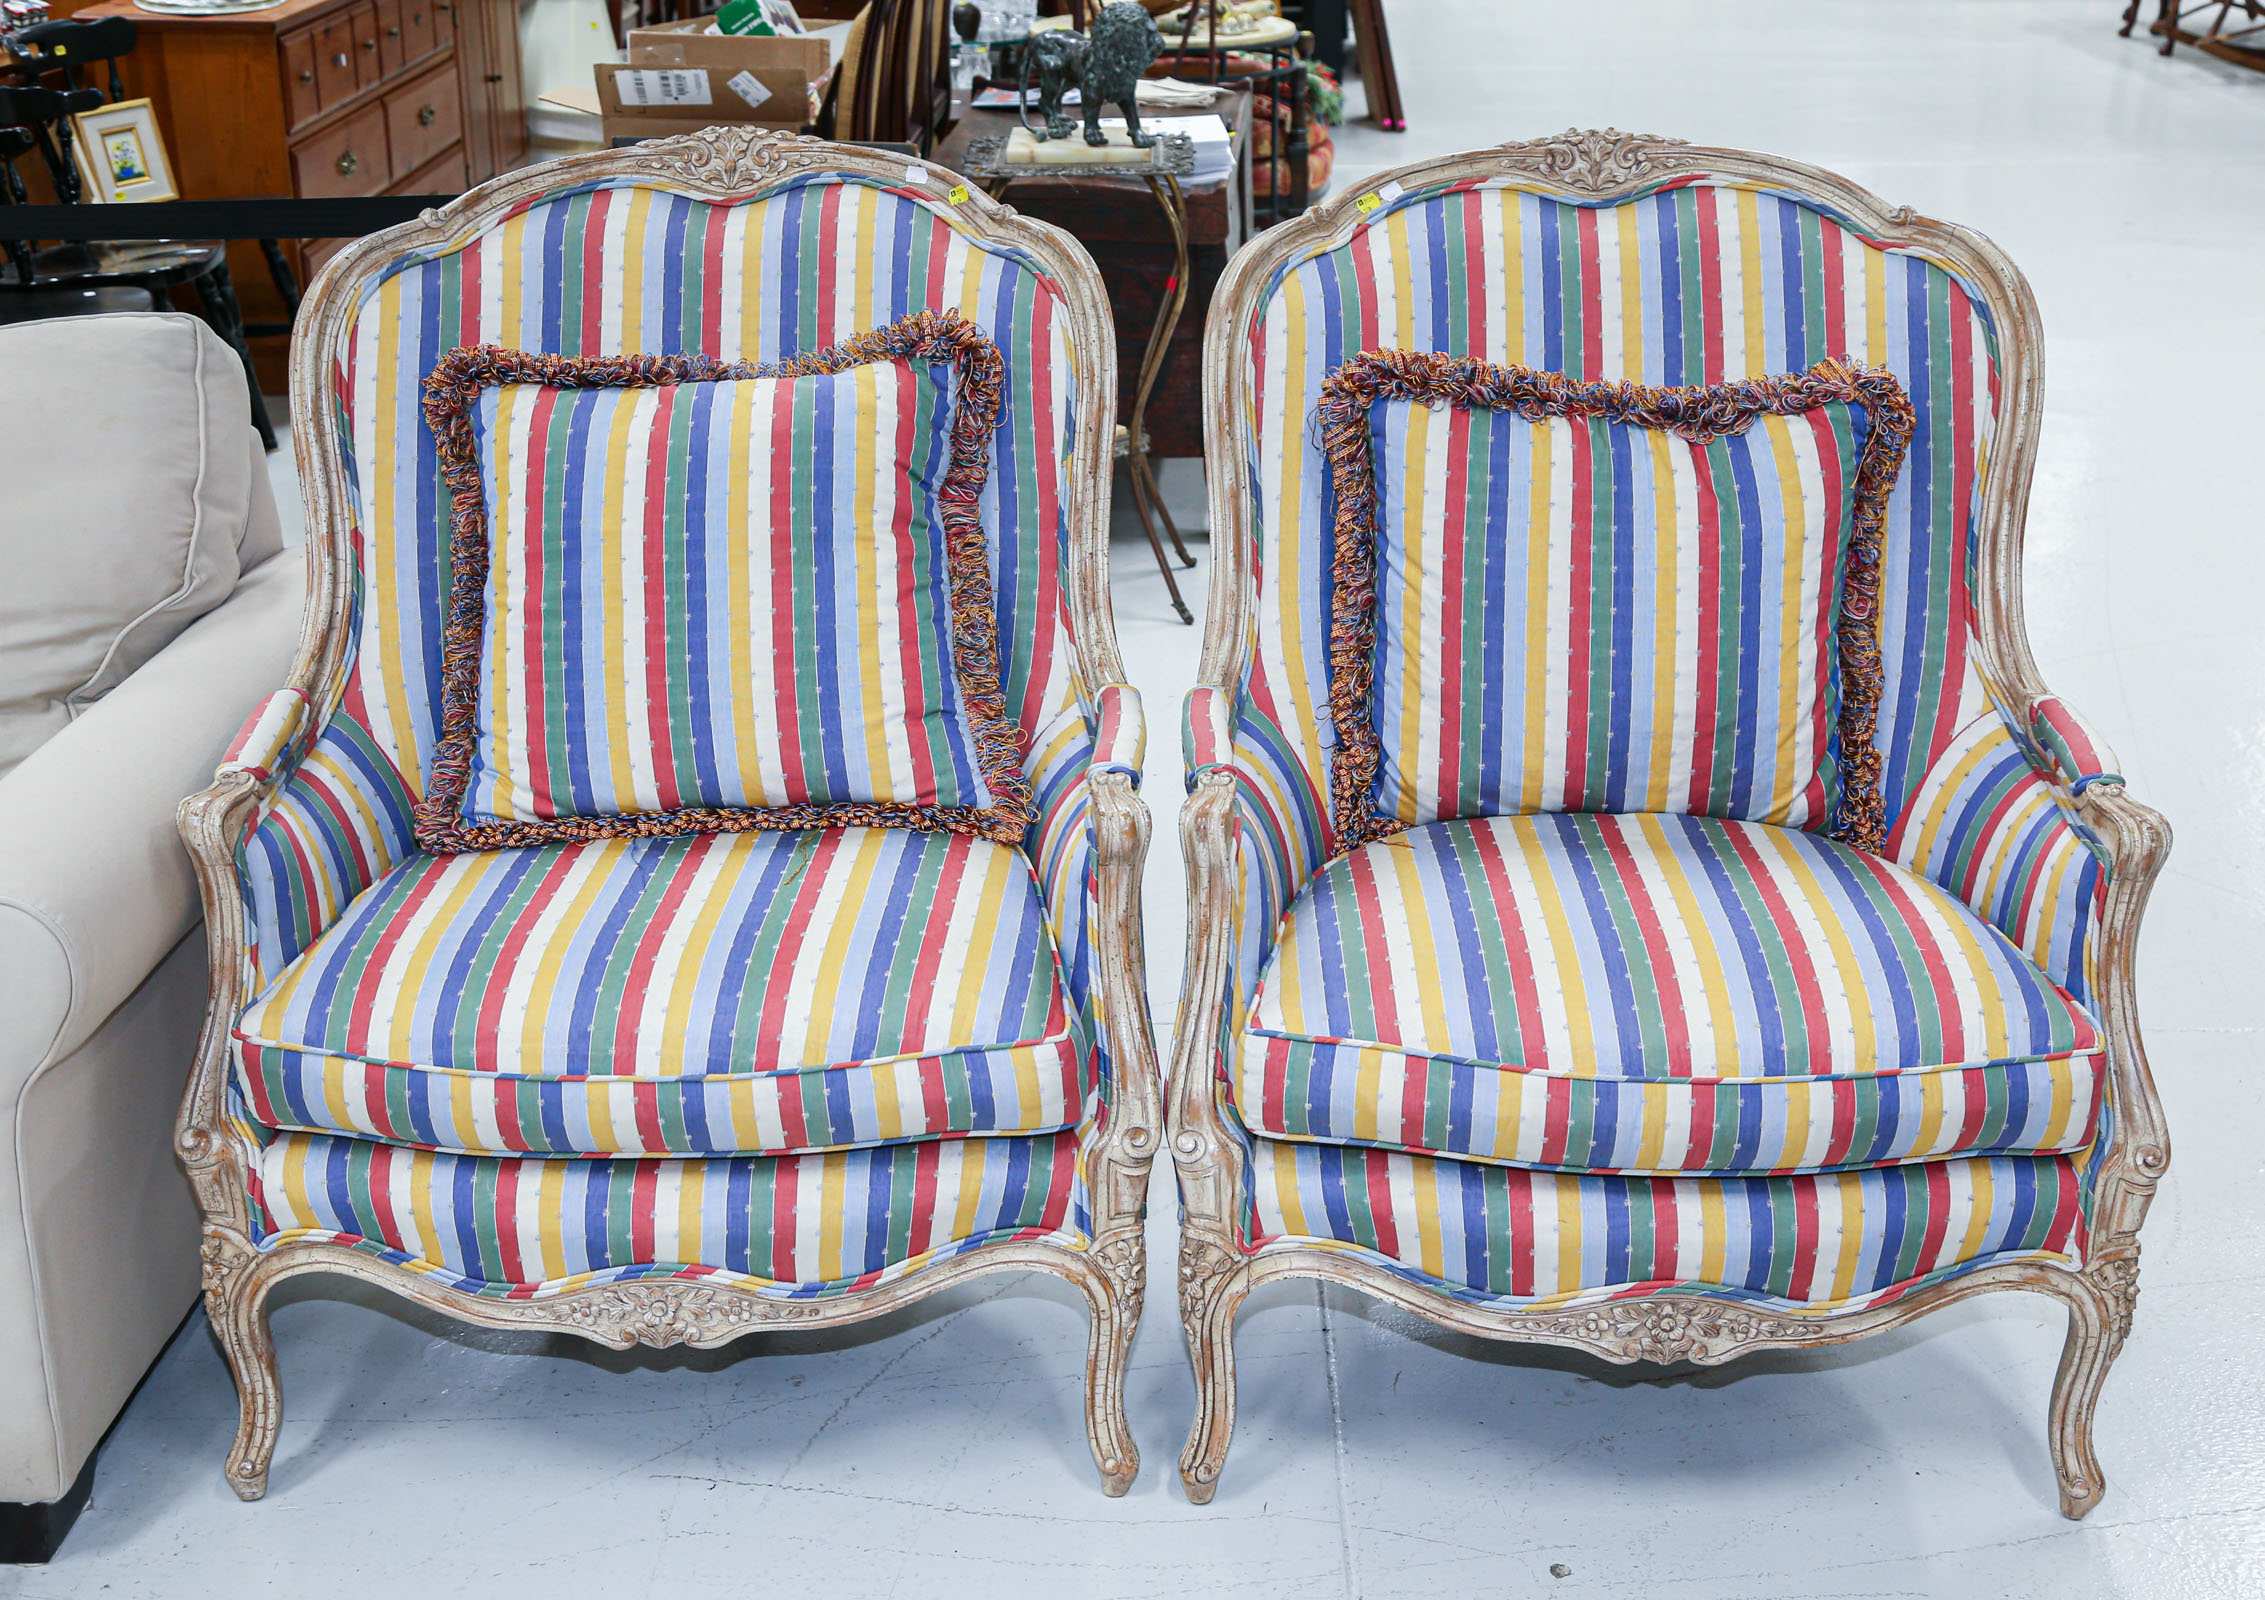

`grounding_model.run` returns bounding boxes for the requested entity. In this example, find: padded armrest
[1182,685,1233,792]
[1091,683,1145,784]
[0,554,303,1079]
[2029,695,2124,792]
